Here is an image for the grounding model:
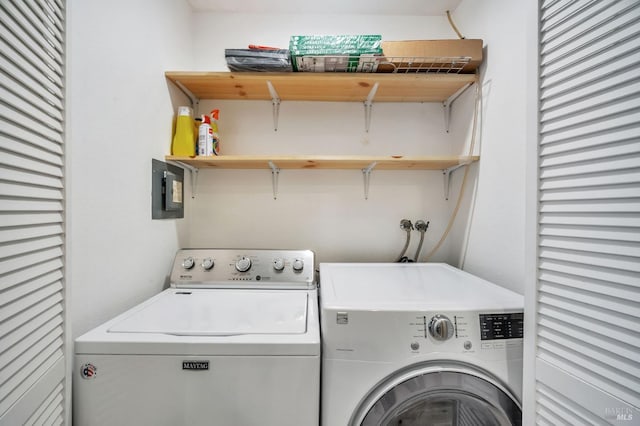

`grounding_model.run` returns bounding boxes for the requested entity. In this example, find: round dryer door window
[359,370,521,426]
